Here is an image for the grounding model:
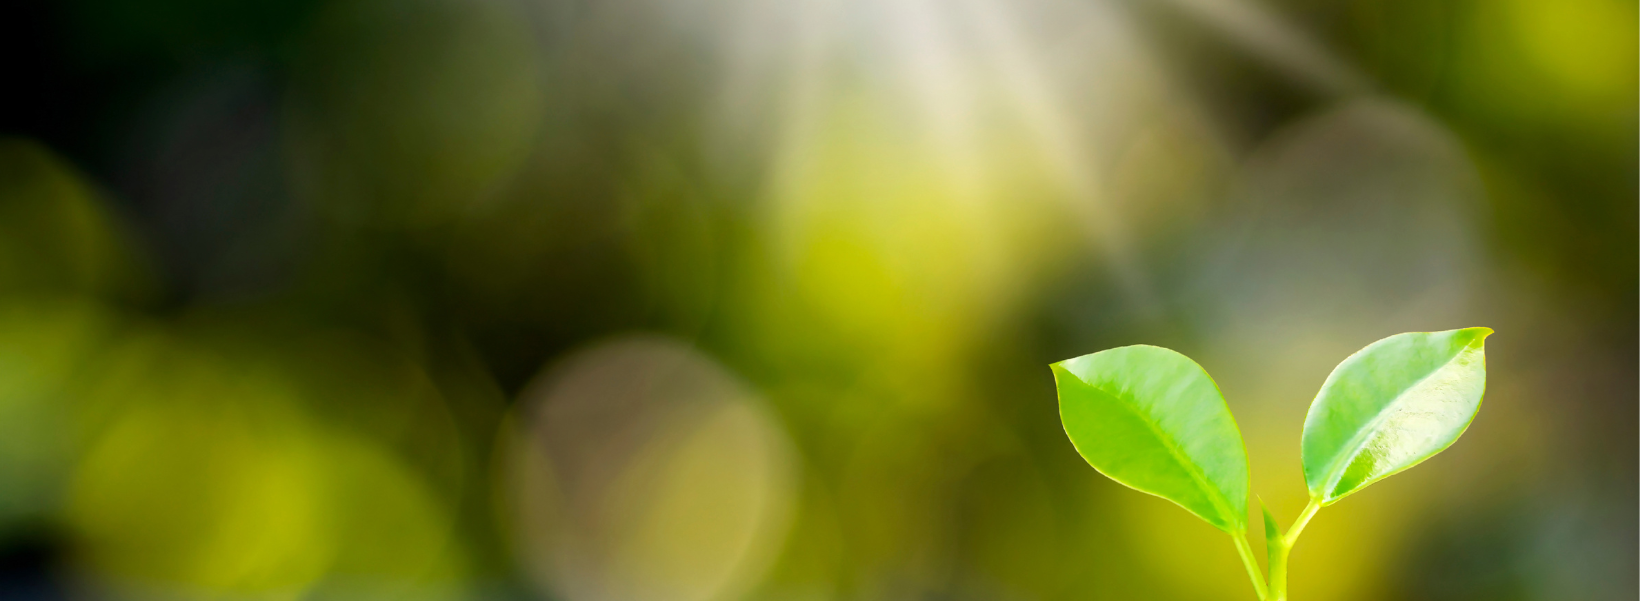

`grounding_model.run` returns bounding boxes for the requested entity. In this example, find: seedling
[1050,328,1491,600]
